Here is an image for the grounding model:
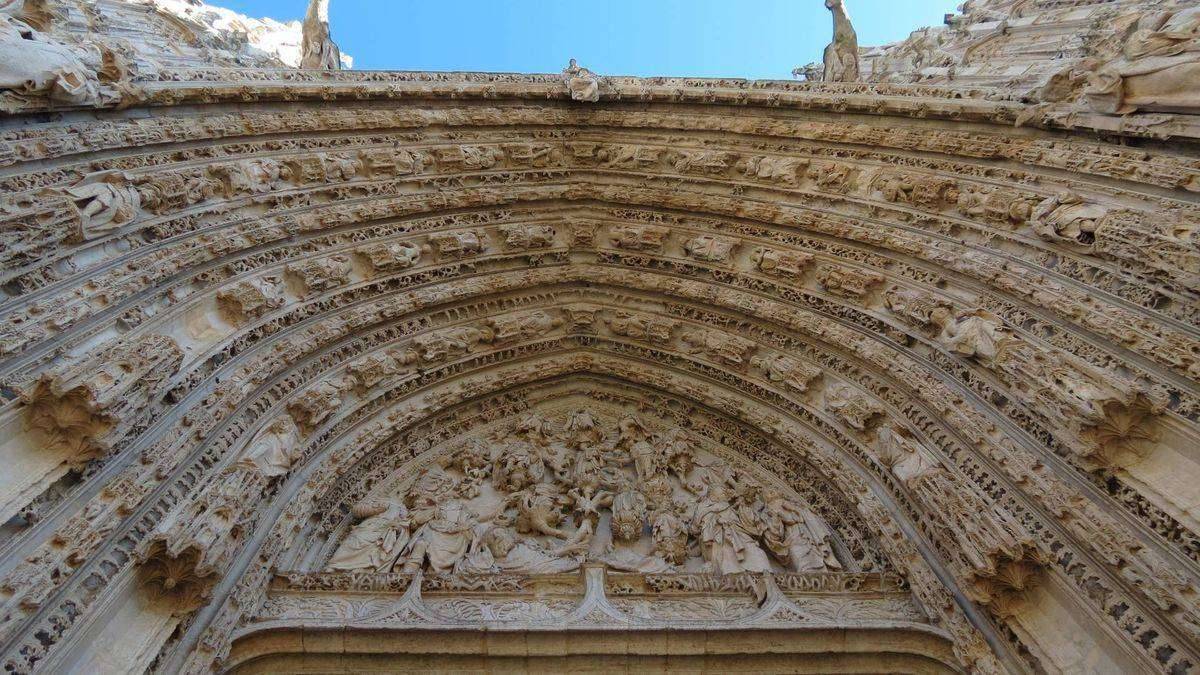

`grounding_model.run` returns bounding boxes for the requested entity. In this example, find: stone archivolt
[0,1,1198,674]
